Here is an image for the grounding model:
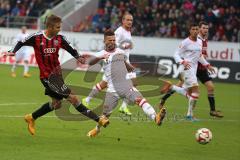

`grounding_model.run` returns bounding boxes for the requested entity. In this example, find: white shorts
[126,72,137,80]
[15,47,30,61]
[182,69,198,89]
[103,87,142,116]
